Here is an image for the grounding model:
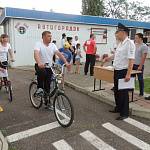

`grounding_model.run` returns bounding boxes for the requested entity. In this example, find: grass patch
[0,129,8,137]
[135,78,150,94]
[9,147,16,150]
